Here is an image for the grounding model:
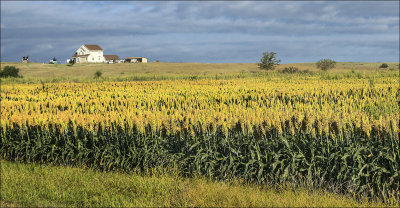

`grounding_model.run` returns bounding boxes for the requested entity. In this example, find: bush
[94,71,103,79]
[281,66,299,74]
[316,59,336,71]
[258,52,281,70]
[379,63,388,68]
[0,66,21,78]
